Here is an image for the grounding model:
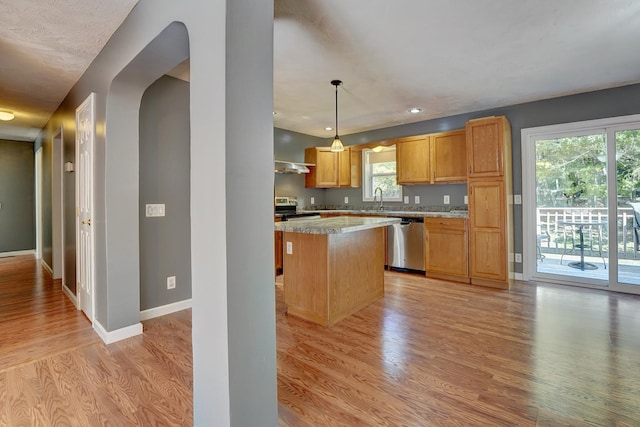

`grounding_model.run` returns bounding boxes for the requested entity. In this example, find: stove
[275,196,320,221]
